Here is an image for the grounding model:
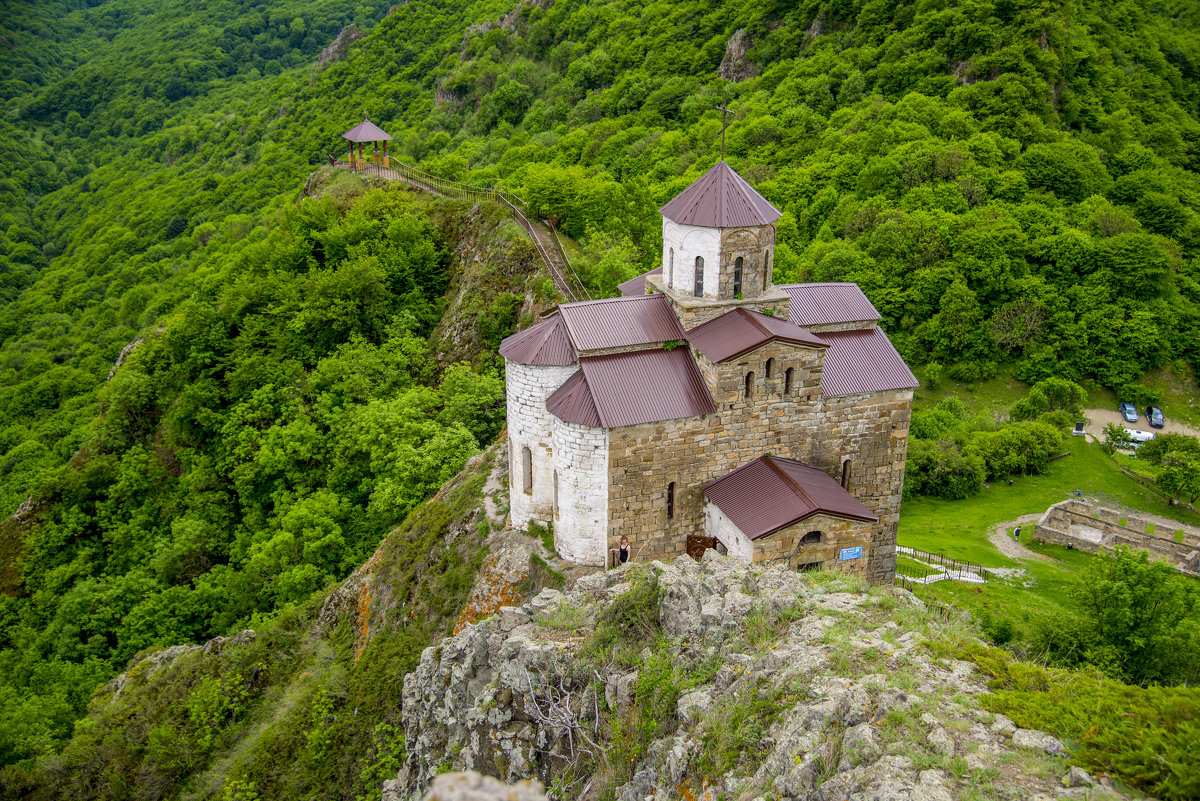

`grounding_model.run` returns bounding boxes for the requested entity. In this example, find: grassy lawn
[897,439,1200,624]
